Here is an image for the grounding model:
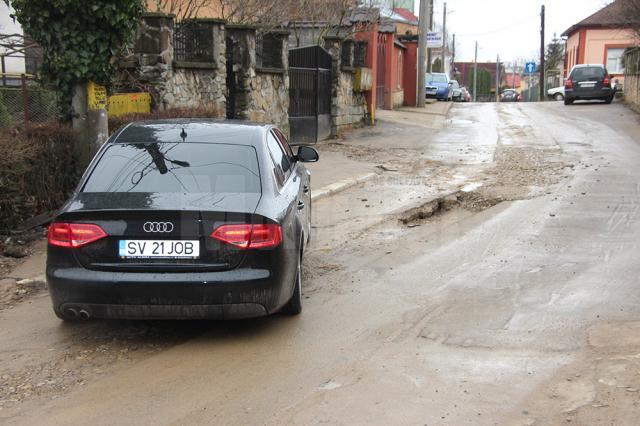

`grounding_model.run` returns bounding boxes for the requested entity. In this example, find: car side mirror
[296,145,319,163]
